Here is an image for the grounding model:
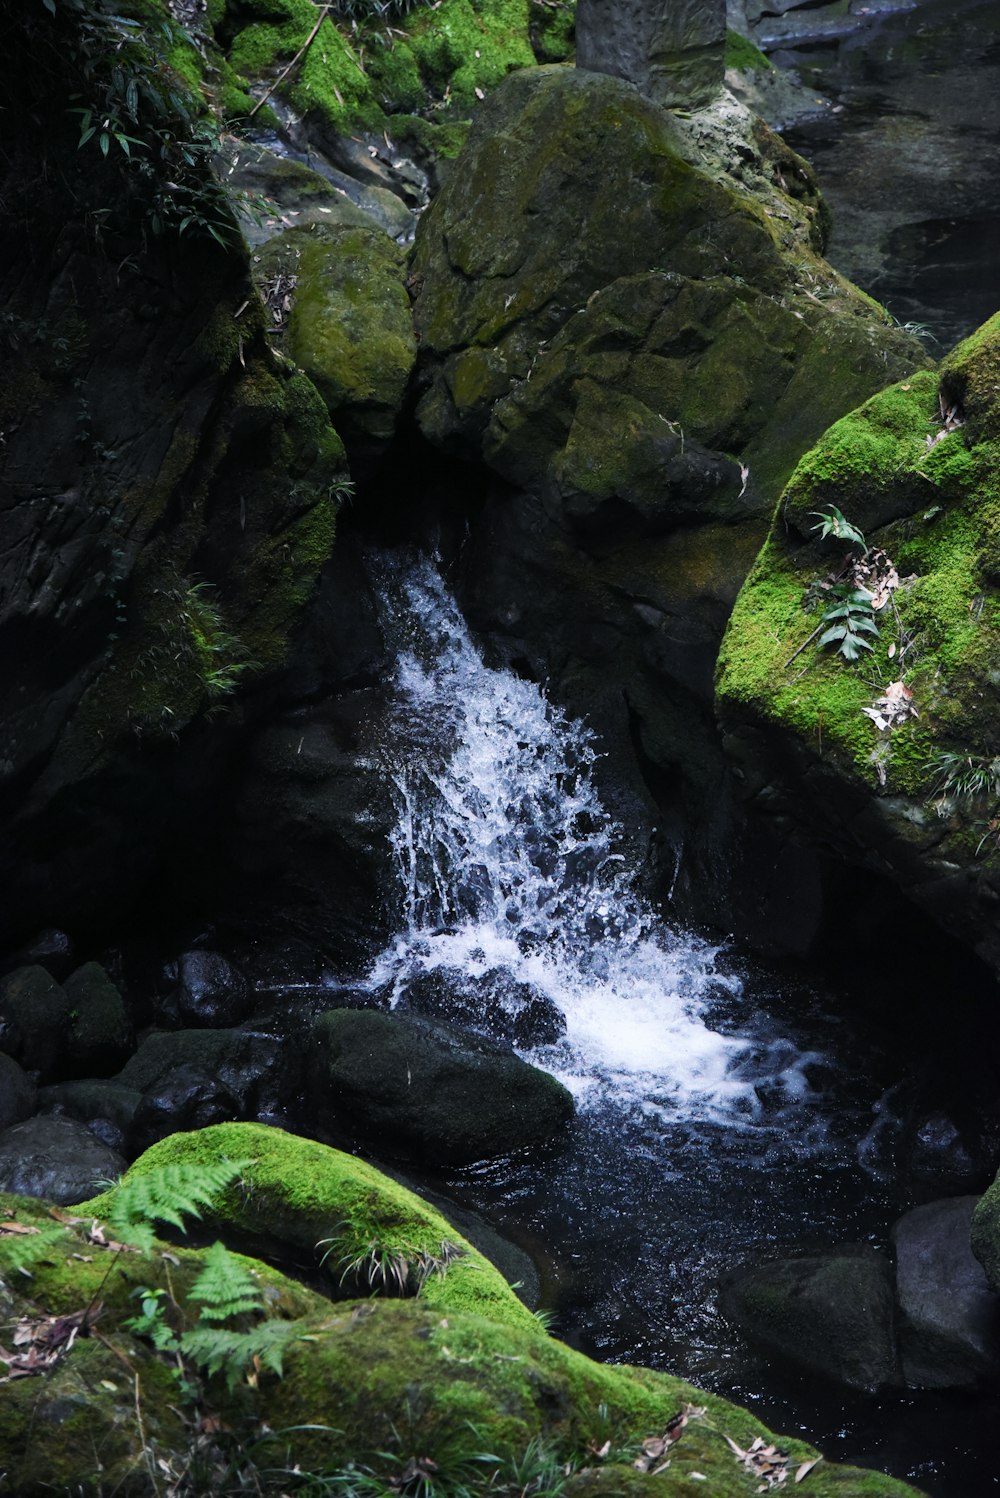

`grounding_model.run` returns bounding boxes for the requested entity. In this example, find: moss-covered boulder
[0,1124,928,1495]
[309,1008,575,1165]
[410,66,923,505]
[63,962,133,1076]
[256,224,417,446]
[716,314,1000,975]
